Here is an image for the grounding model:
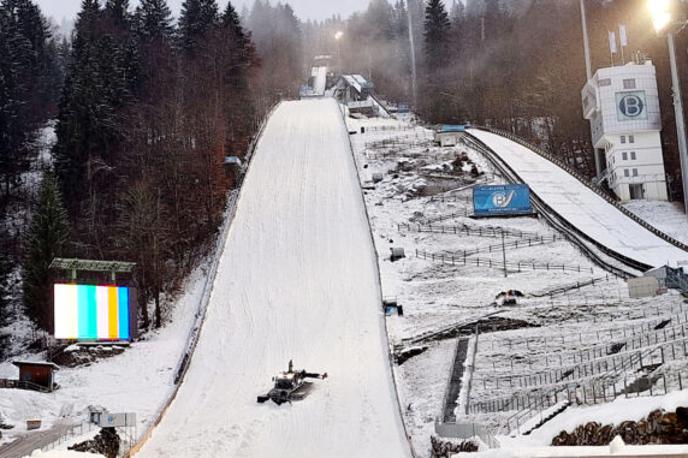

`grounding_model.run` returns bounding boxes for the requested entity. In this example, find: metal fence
[468,325,688,434]
[488,306,688,353]
[398,221,545,239]
[0,378,51,393]
[415,249,594,274]
[494,368,688,436]
[364,137,431,150]
[475,326,688,395]
[434,419,500,449]
[427,195,472,203]
[40,422,96,453]
[440,235,560,258]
